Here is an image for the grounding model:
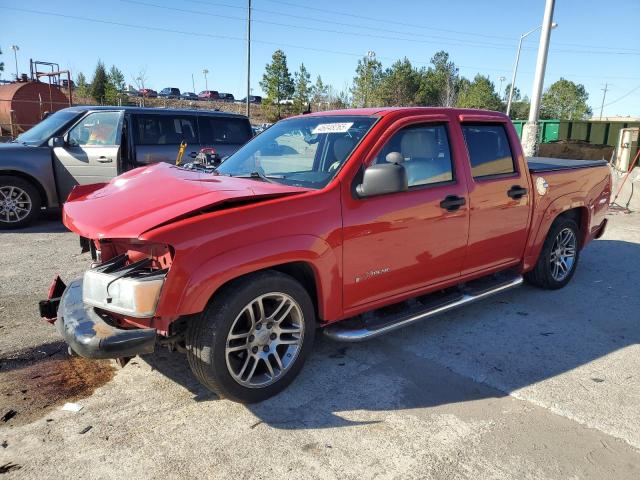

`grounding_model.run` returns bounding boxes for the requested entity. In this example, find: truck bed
[527,157,608,173]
